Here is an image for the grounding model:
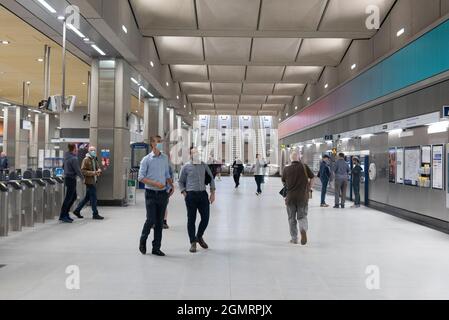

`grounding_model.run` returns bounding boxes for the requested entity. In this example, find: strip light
[0,101,11,106]
[140,86,154,97]
[36,0,57,13]
[131,77,140,85]
[91,44,106,56]
[428,121,449,134]
[67,24,86,38]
